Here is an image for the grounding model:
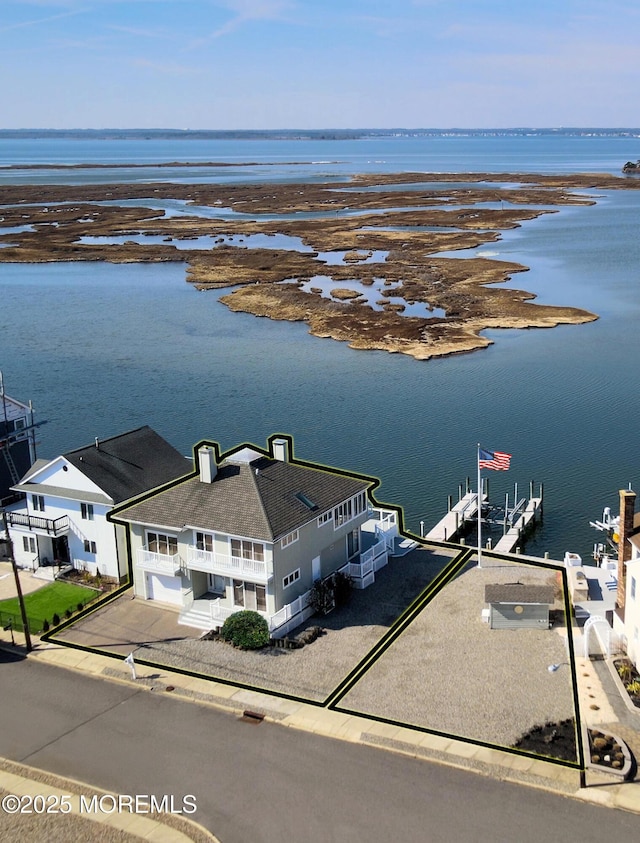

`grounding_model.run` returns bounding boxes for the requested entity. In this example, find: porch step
[391,537,418,557]
[32,566,57,582]
[178,606,216,631]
